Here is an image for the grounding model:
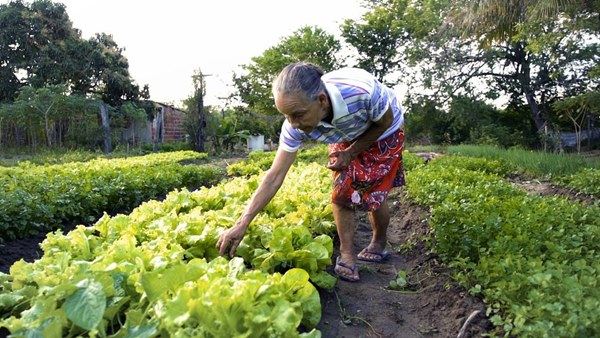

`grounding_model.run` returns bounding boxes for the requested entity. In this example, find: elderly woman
[217,61,405,282]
